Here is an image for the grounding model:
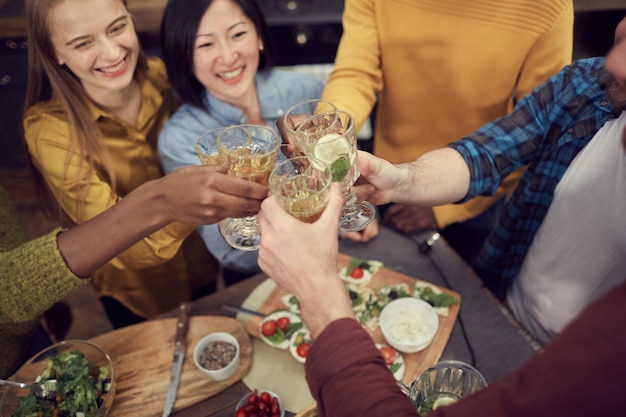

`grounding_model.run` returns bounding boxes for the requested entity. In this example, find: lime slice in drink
[432,395,459,410]
[314,133,351,182]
